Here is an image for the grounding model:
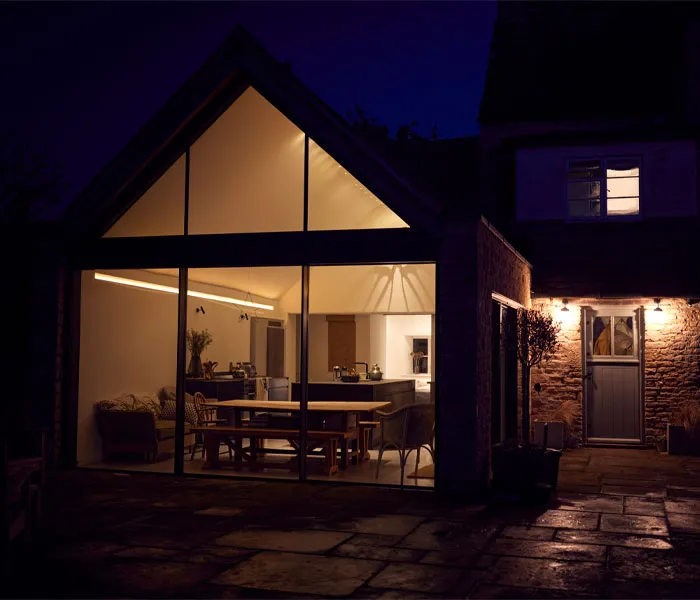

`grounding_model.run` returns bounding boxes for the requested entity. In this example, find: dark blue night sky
[1,1,496,201]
